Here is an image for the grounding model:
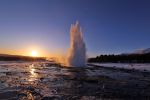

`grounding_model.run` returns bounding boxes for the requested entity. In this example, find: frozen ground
[0,61,150,100]
[90,63,150,71]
